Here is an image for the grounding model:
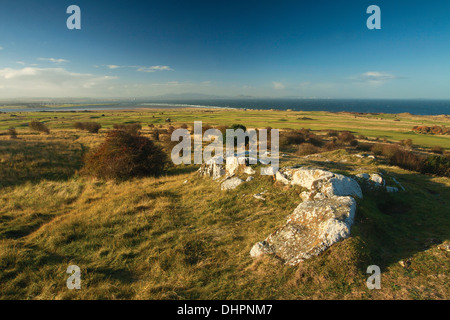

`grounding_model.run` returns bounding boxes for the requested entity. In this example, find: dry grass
[0,110,449,300]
